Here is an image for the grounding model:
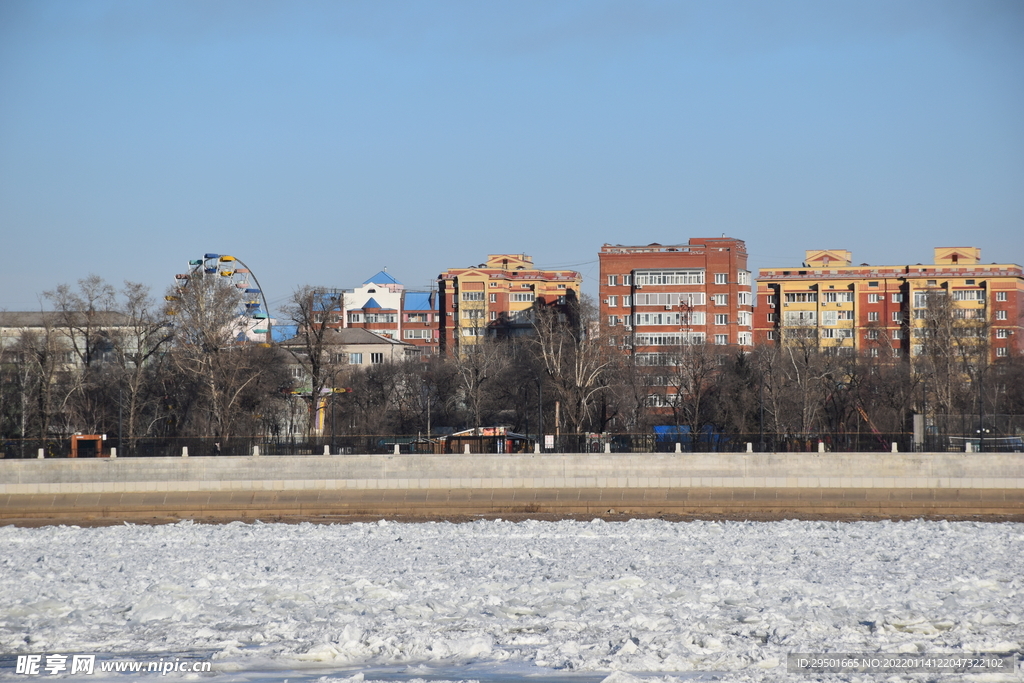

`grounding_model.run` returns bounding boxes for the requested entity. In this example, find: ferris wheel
[169,253,272,343]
